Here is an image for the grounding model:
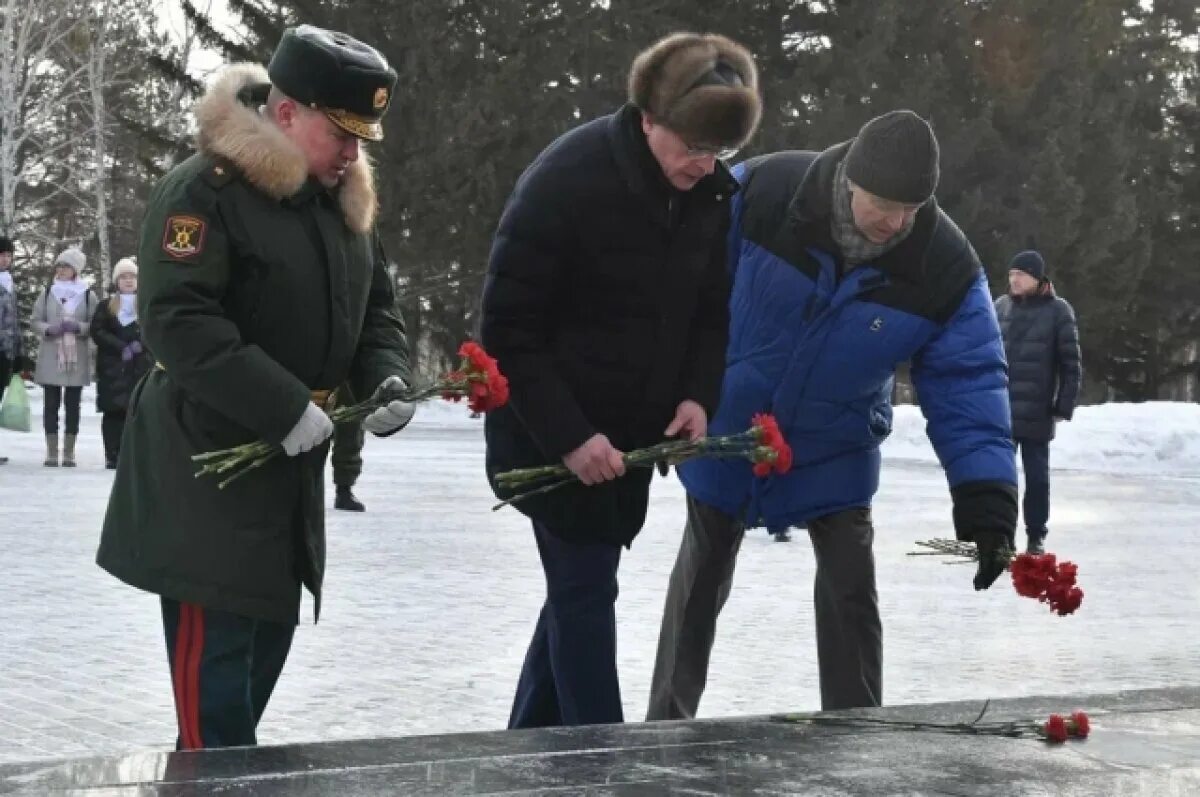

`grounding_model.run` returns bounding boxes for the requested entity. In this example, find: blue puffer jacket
[680,145,1018,537]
